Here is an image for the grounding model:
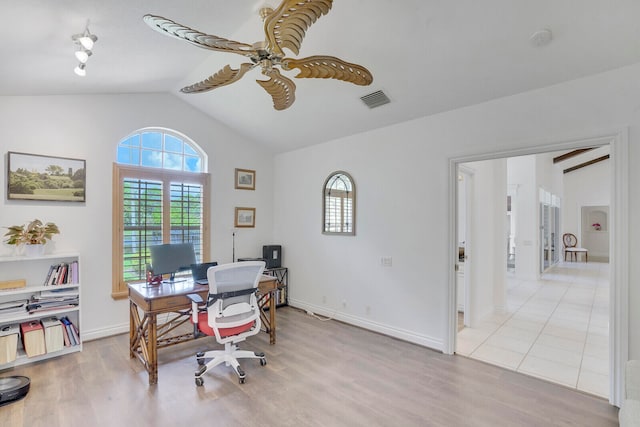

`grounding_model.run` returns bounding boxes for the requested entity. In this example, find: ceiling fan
[143,0,373,110]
